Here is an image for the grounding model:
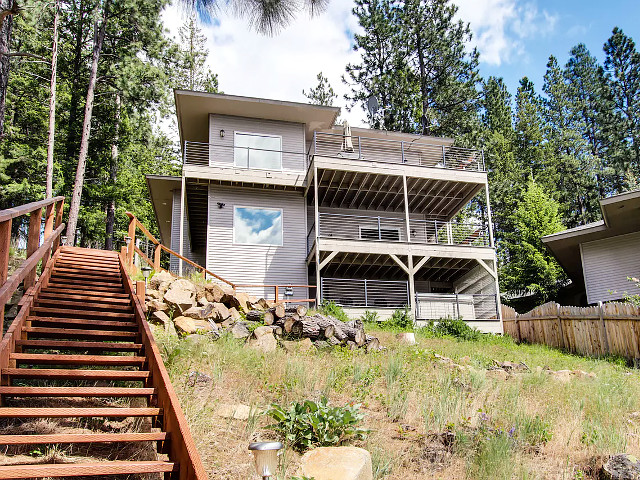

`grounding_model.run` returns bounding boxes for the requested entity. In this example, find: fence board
[502,302,640,361]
